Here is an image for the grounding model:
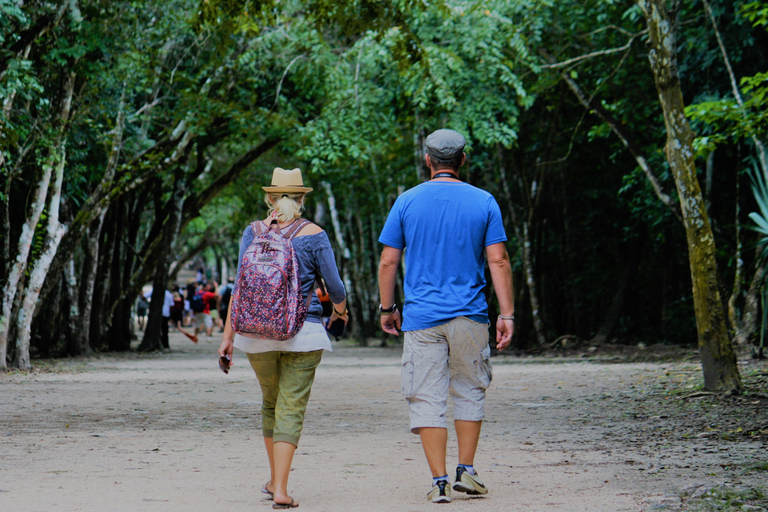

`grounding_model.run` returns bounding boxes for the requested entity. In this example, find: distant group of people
[216,128,514,509]
[135,276,236,346]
